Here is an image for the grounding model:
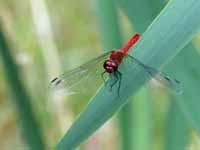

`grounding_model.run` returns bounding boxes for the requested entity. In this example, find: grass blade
[0,24,46,149]
[164,99,190,150]
[131,87,152,150]
[116,1,166,150]
[96,0,138,149]
[120,1,193,149]
[95,1,128,149]
[95,0,122,50]
[57,0,200,149]
[116,0,166,32]
[165,43,200,133]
